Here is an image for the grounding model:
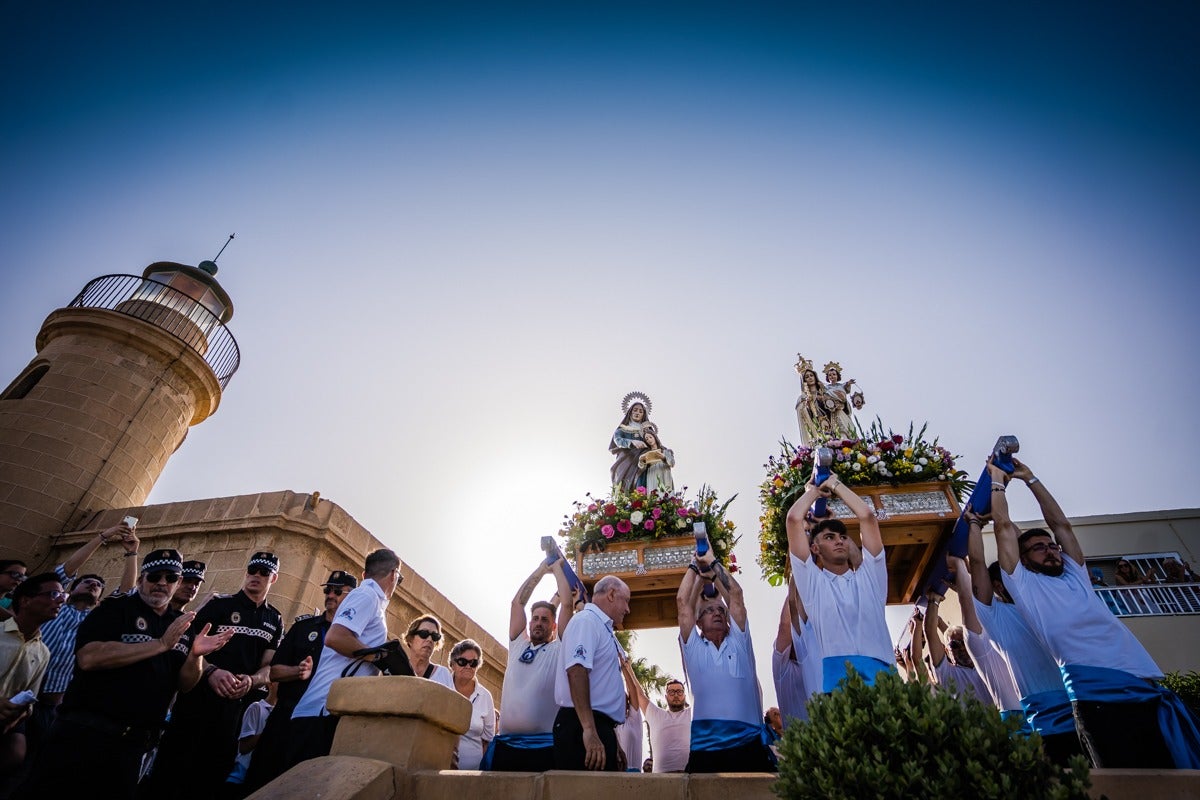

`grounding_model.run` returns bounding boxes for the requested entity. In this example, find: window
[0,362,49,401]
